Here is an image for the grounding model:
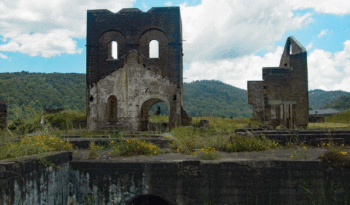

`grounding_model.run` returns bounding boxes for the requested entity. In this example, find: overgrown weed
[109,139,163,156]
[86,142,104,159]
[225,134,282,152]
[194,147,221,160]
[0,134,73,160]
